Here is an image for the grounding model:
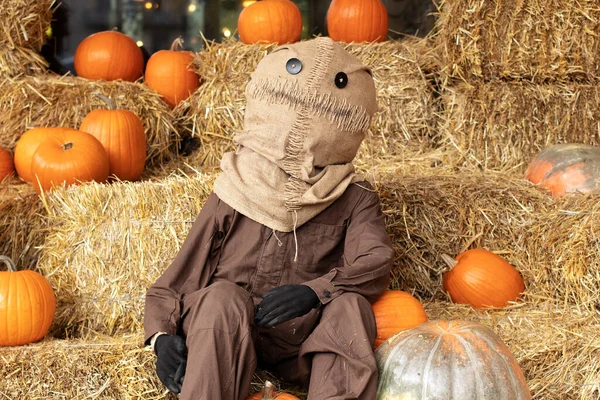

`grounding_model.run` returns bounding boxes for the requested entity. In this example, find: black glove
[254,284,320,328]
[154,334,187,394]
